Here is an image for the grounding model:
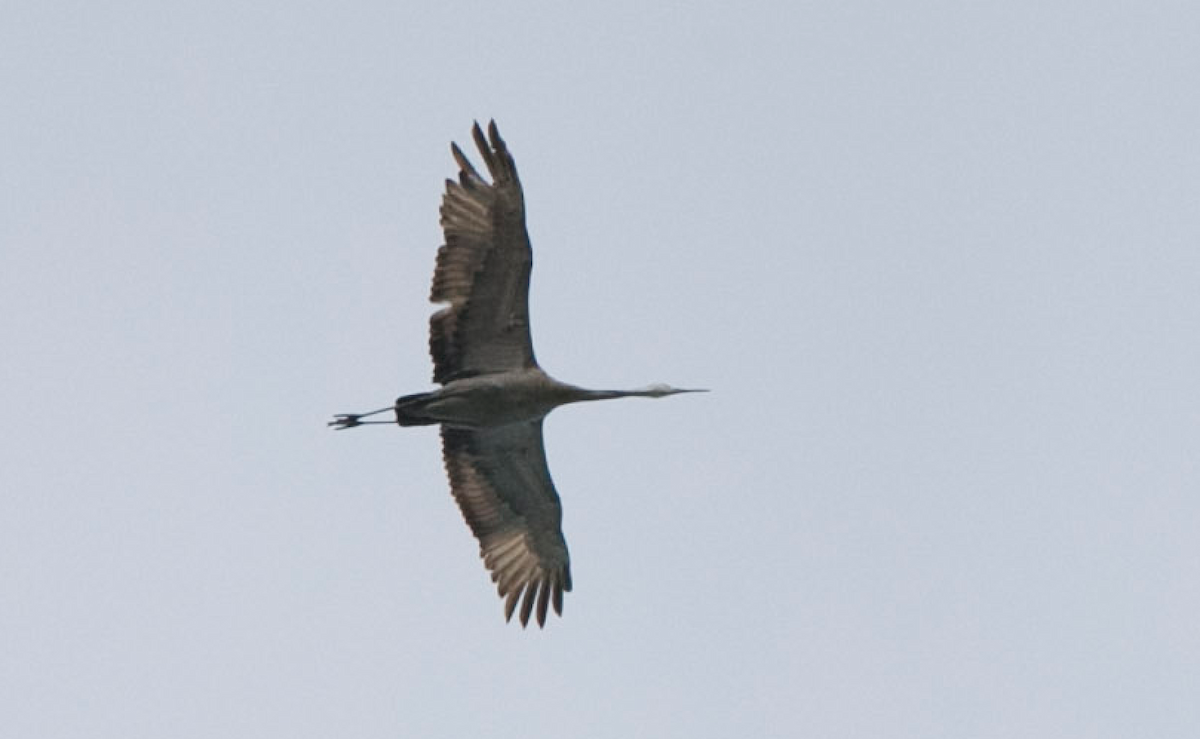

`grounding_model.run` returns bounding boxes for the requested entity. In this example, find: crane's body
[399,371,575,428]
[331,121,703,627]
